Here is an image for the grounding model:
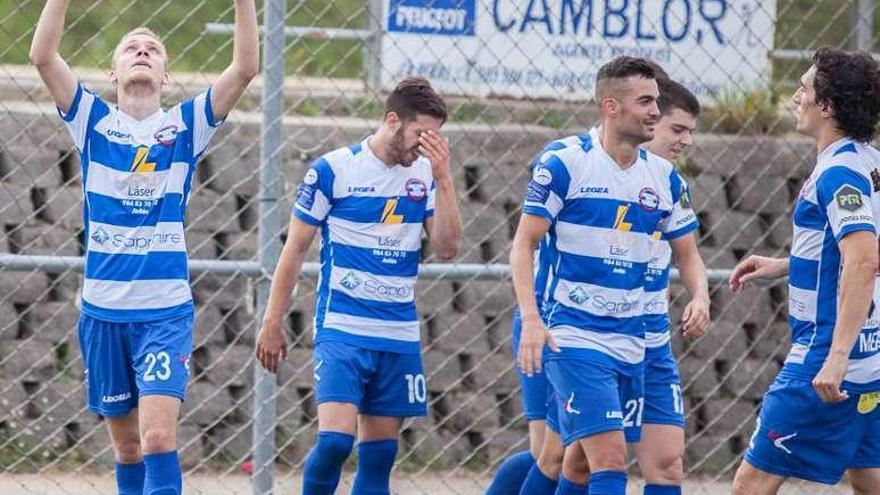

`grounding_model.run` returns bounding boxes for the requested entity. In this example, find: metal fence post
[364,0,384,91]
[253,0,286,493]
[855,0,874,51]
